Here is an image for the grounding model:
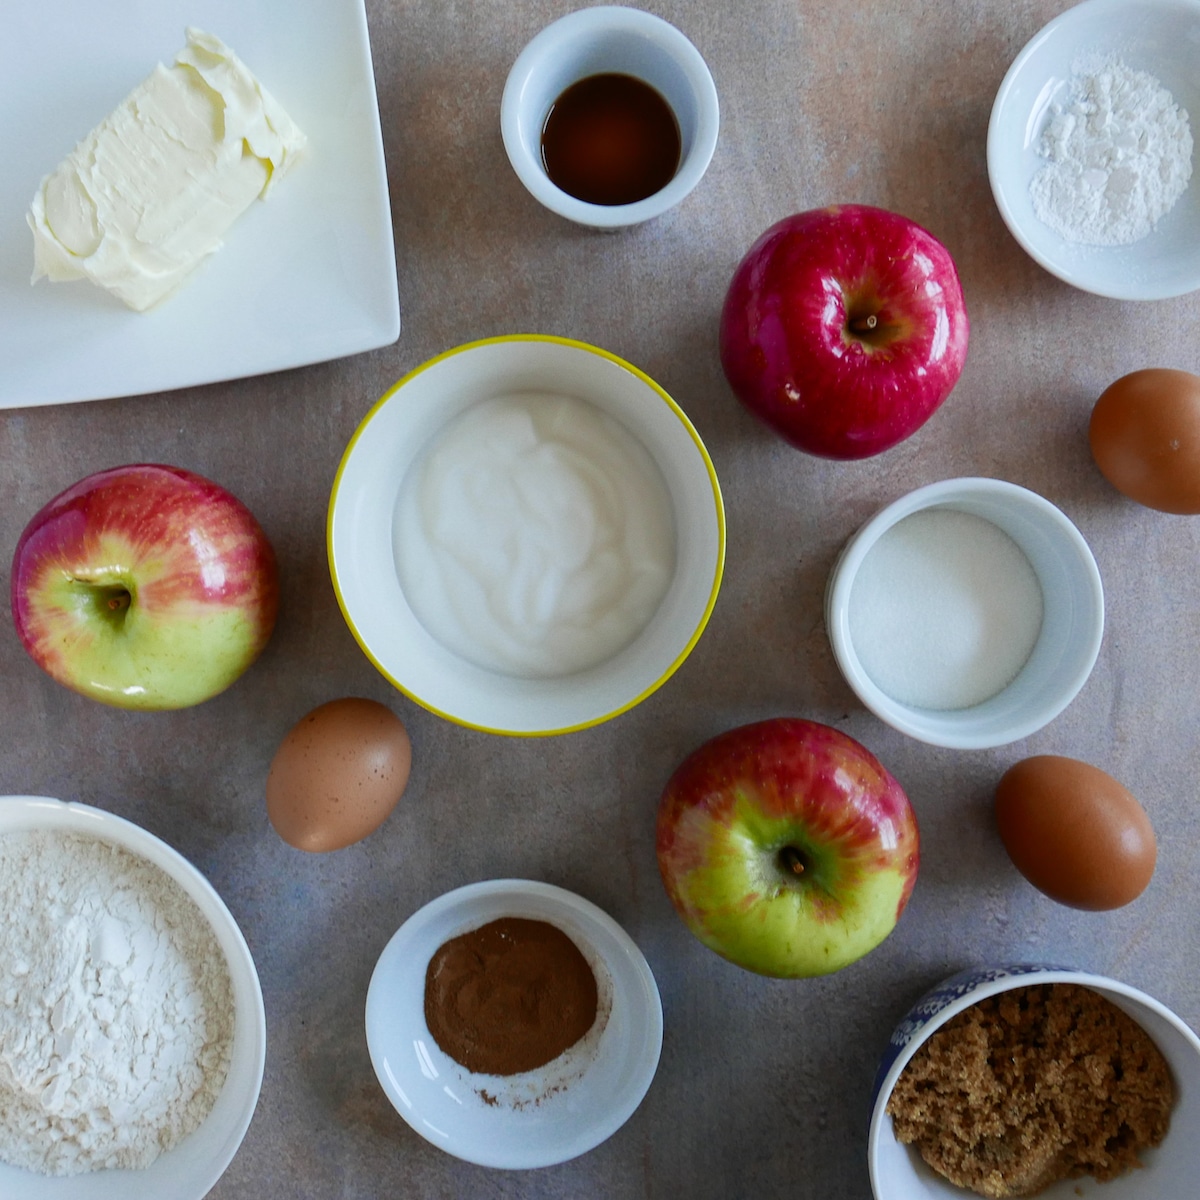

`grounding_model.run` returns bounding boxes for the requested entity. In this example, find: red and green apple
[10,463,278,710]
[719,204,969,459]
[656,717,919,977]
